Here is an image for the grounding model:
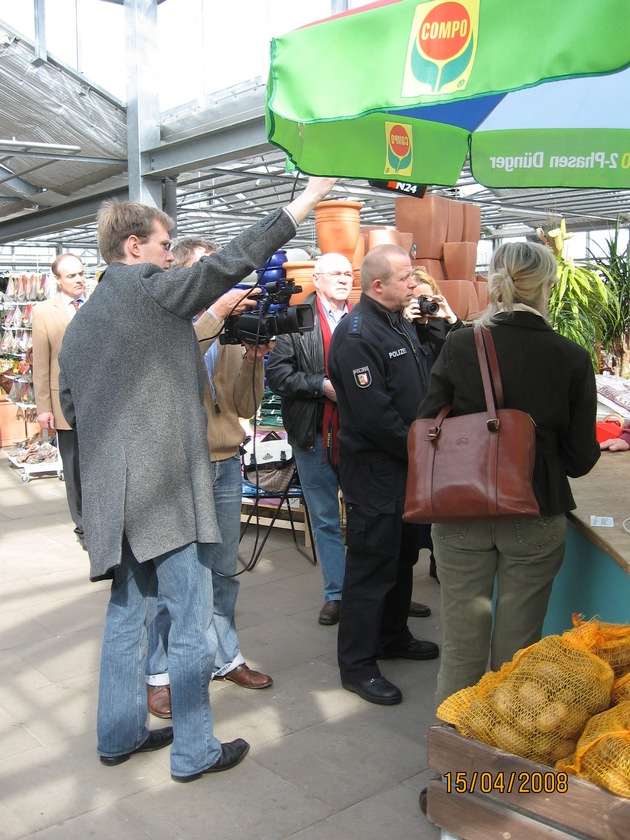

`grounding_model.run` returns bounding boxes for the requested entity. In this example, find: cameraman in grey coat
[58,177,336,782]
